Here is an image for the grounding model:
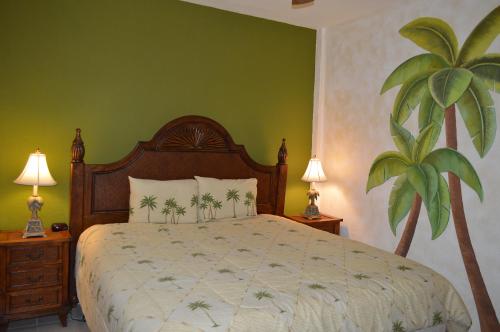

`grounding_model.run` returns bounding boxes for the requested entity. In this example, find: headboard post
[275,139,288,215]
[71,128,85,163]
[278,138,288,165]
[69,128,85,304]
